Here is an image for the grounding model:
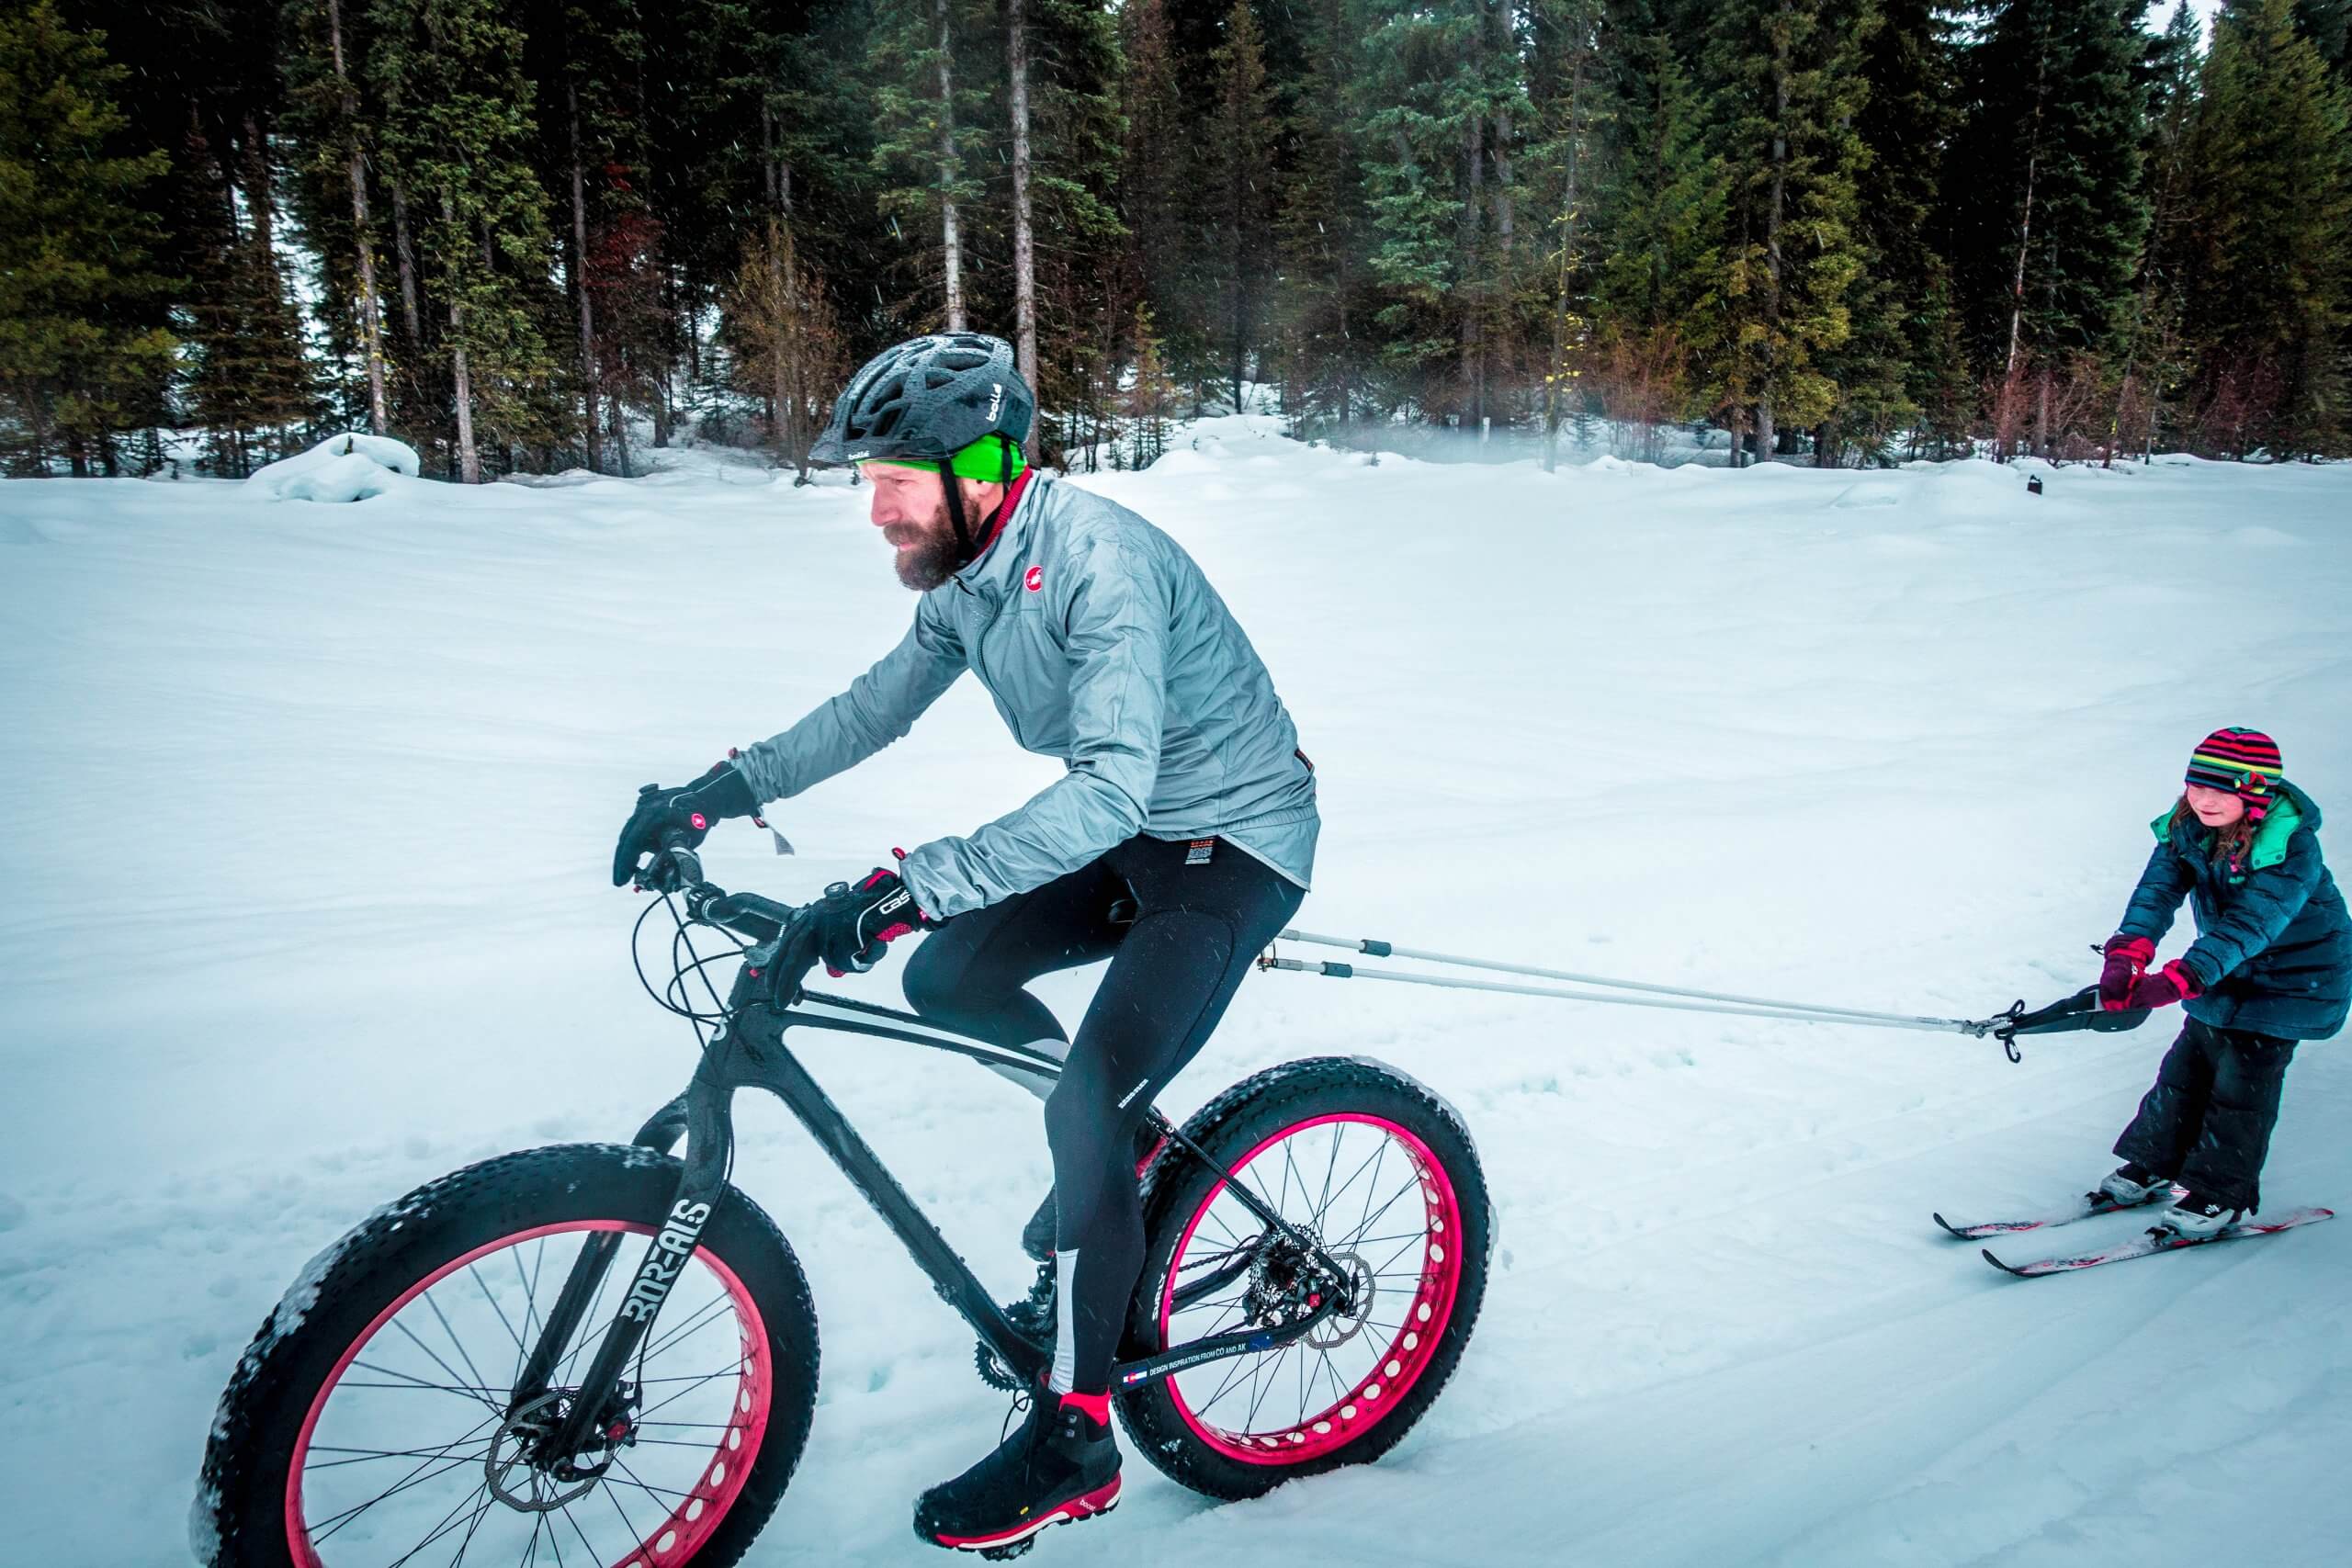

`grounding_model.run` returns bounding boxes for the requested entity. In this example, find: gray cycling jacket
[730,473,1318,919]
